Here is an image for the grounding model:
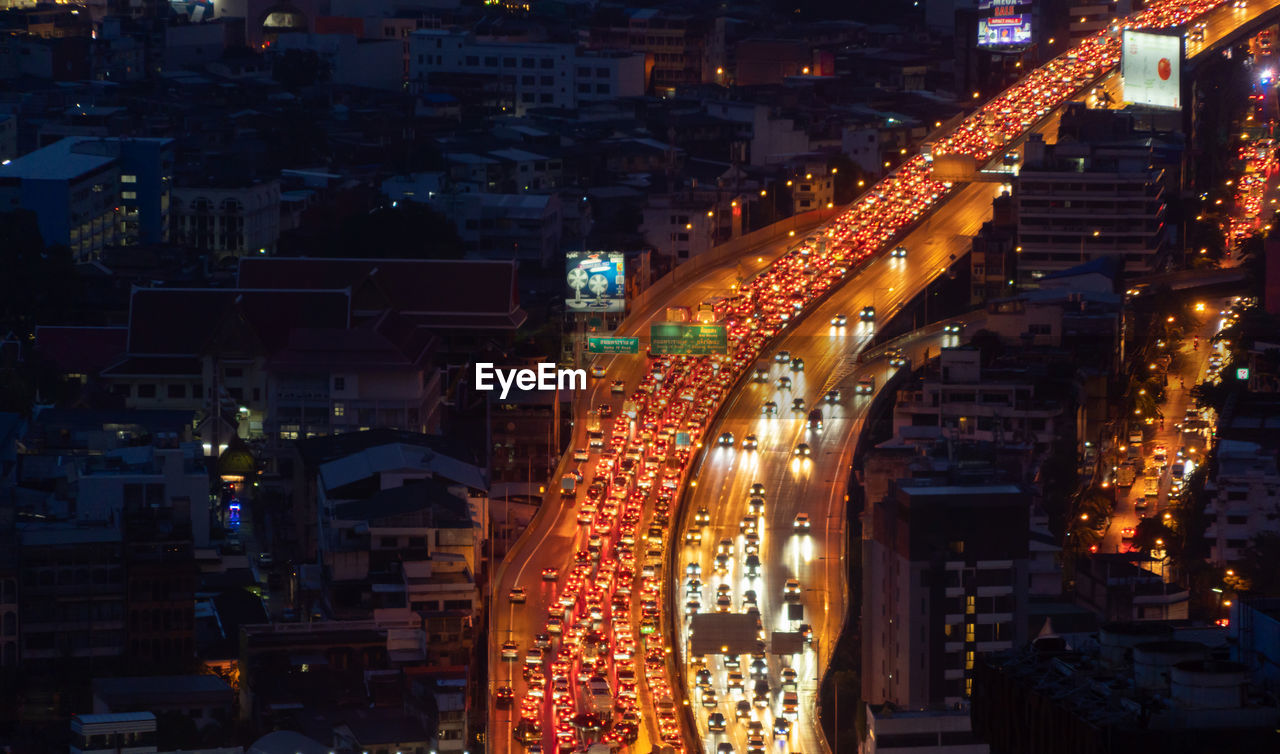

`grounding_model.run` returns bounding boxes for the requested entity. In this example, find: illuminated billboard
[1121,30,1183,110]
[566,251,626,313]
[978,14,1032,47]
